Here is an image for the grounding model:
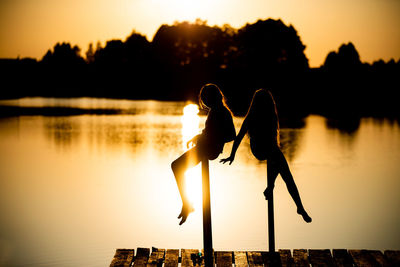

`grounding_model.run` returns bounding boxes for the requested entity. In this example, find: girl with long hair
[220,89,311,223]
[171,83,236,225]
